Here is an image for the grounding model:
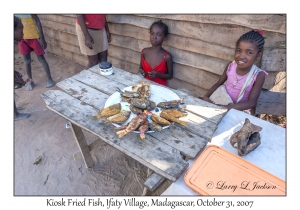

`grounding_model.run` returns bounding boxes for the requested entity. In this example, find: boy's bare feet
[14,112,30,121]
[26,82,34,91]
[46,79,55,88]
